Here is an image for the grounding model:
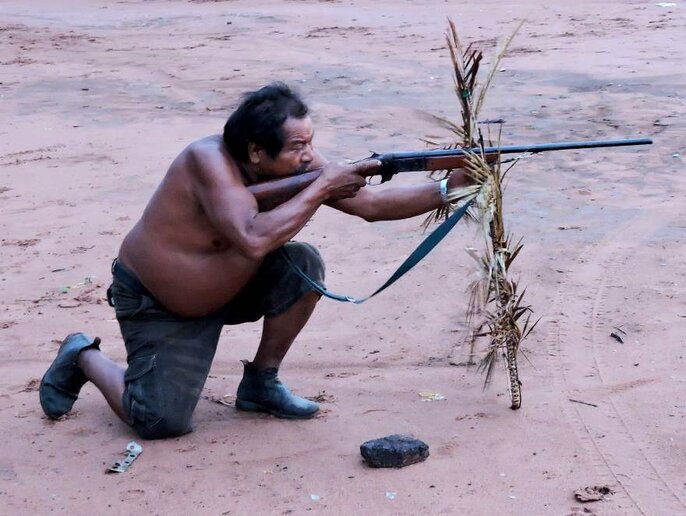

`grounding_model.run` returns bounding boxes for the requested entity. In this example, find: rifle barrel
[380,138,652,160]
[377,137,653,178]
